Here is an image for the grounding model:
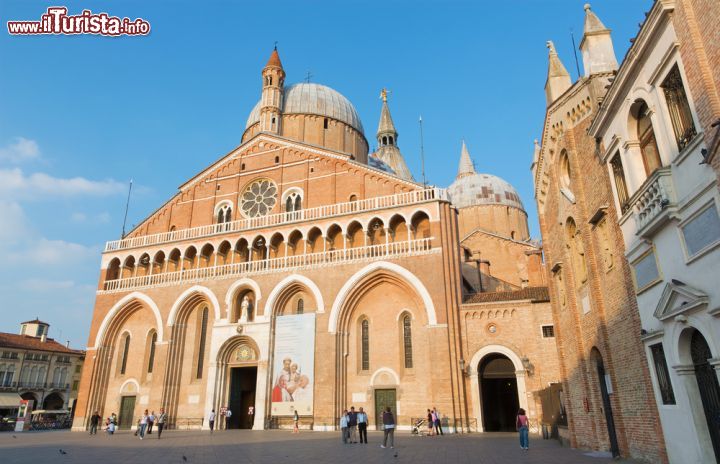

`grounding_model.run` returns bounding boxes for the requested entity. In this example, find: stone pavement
[0,429,640,464]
